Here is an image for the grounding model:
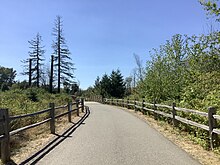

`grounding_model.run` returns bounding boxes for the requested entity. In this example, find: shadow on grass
[19,106,90,165]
